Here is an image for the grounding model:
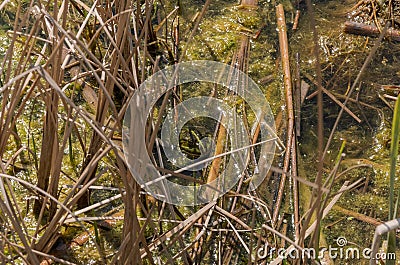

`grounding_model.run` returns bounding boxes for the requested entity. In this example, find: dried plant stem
[322,22,389,166]
[344,21,400,41]
[273,4,294,227]
[333,205,382,226]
